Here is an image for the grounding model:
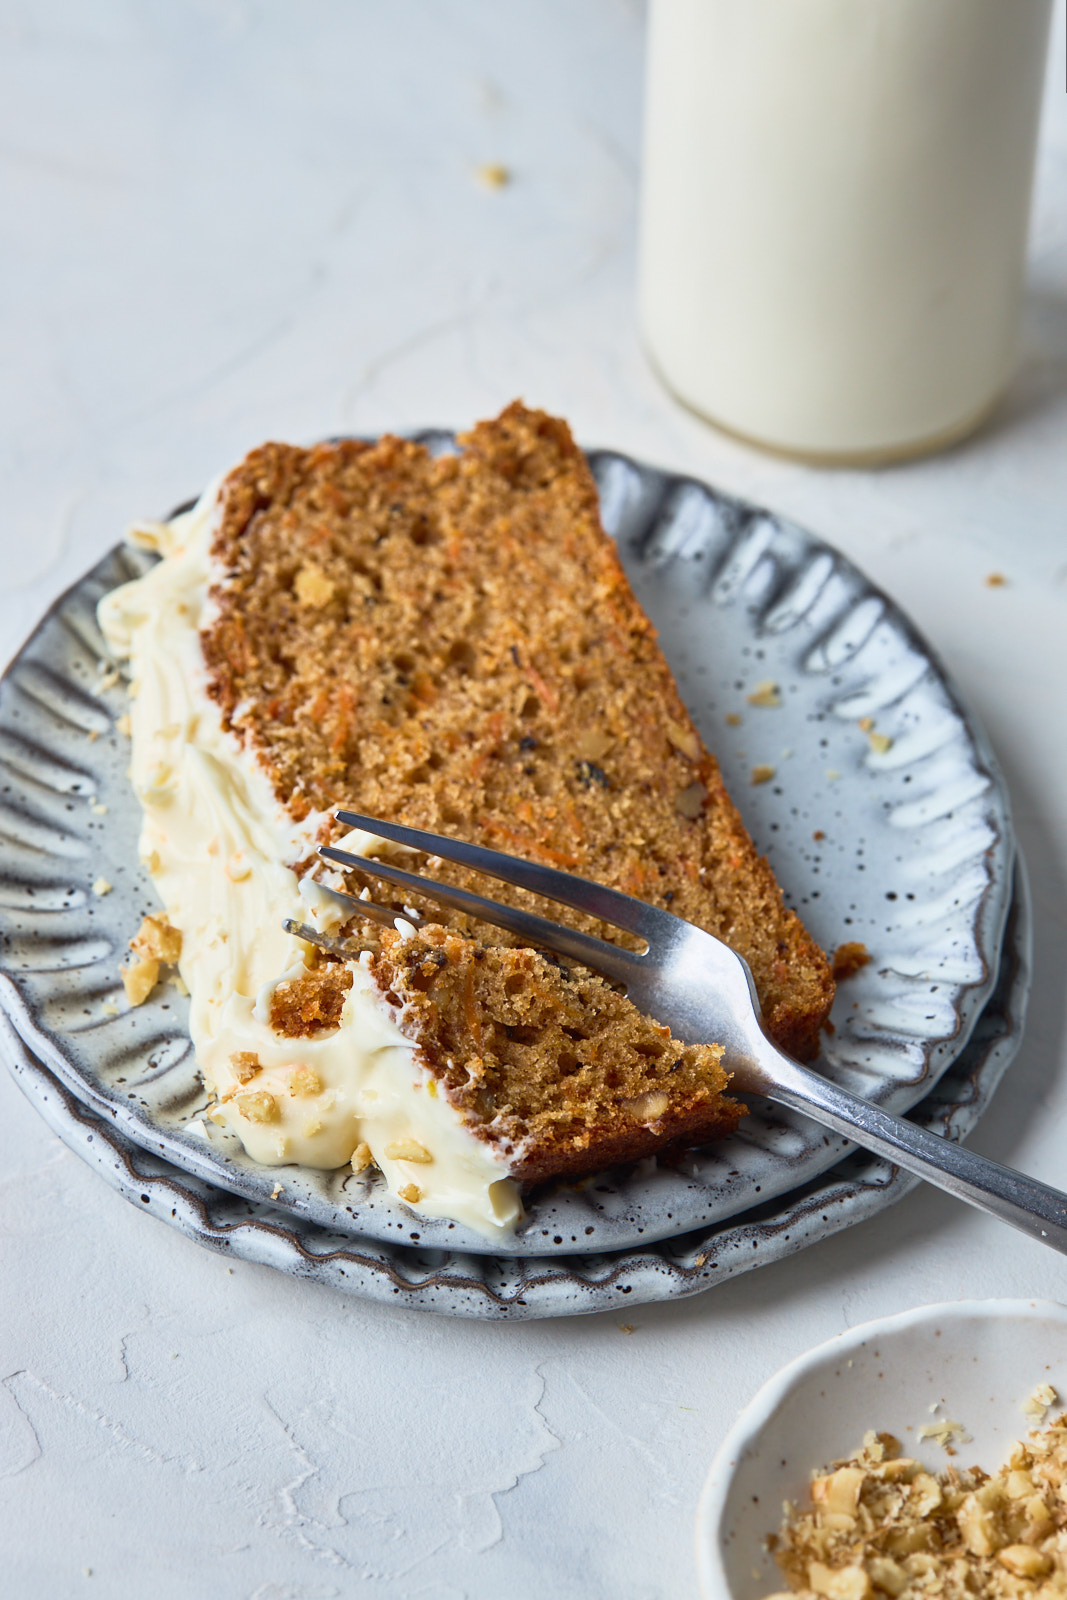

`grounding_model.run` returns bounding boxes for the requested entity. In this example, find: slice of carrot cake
[99,402,833,1236]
